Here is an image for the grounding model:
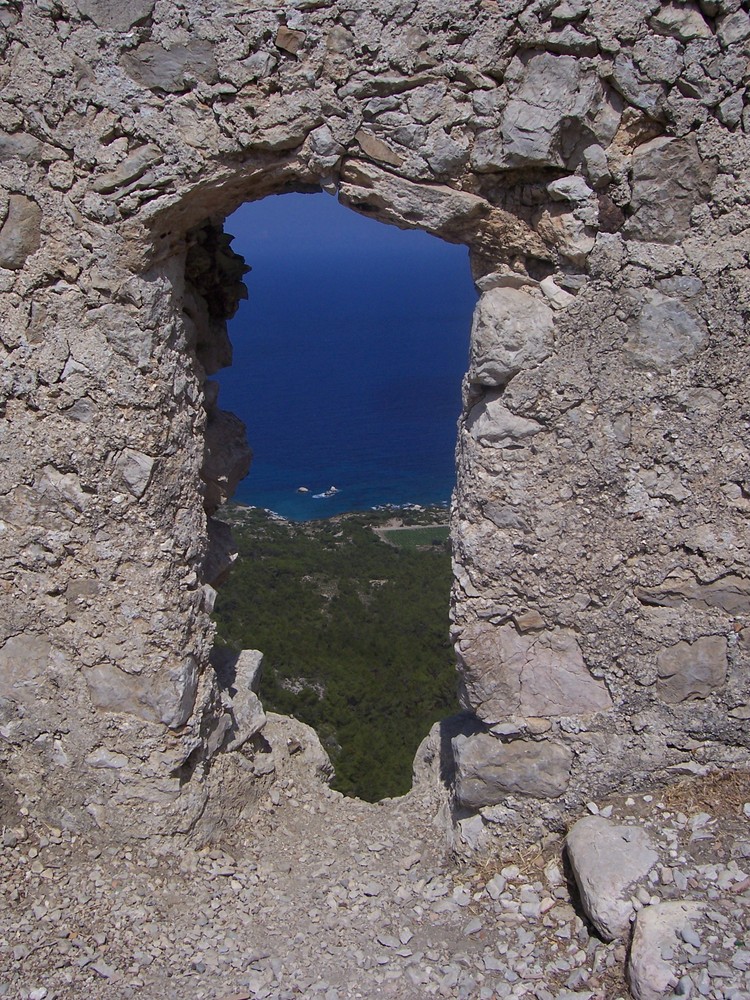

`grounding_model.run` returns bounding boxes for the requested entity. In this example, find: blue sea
[216,193,477,521]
